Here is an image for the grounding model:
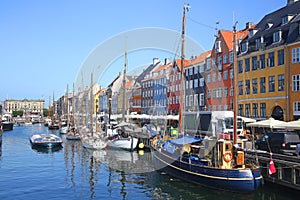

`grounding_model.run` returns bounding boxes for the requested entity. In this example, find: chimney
[287,0,299,5]
[153,58,159,65]
[246,22,253,29]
